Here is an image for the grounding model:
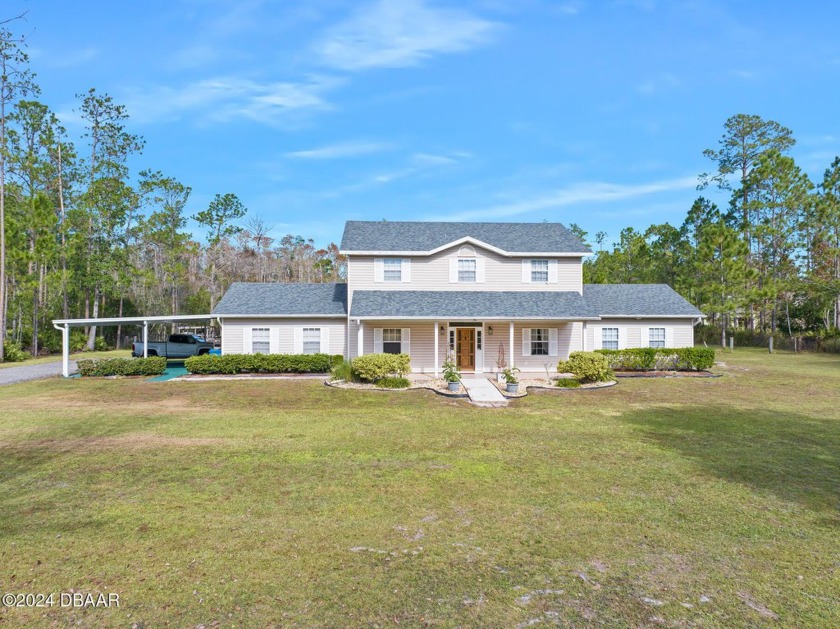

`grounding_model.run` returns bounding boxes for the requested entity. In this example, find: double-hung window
[649,327,666,348]
[458,259,476,283]
[531,328,549,355]
[602,327,619,350]
[531,259,549,283]
[382,329,402,354]
[252,328,270,354]
[383,258,402,282]
[302,328,320,354]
